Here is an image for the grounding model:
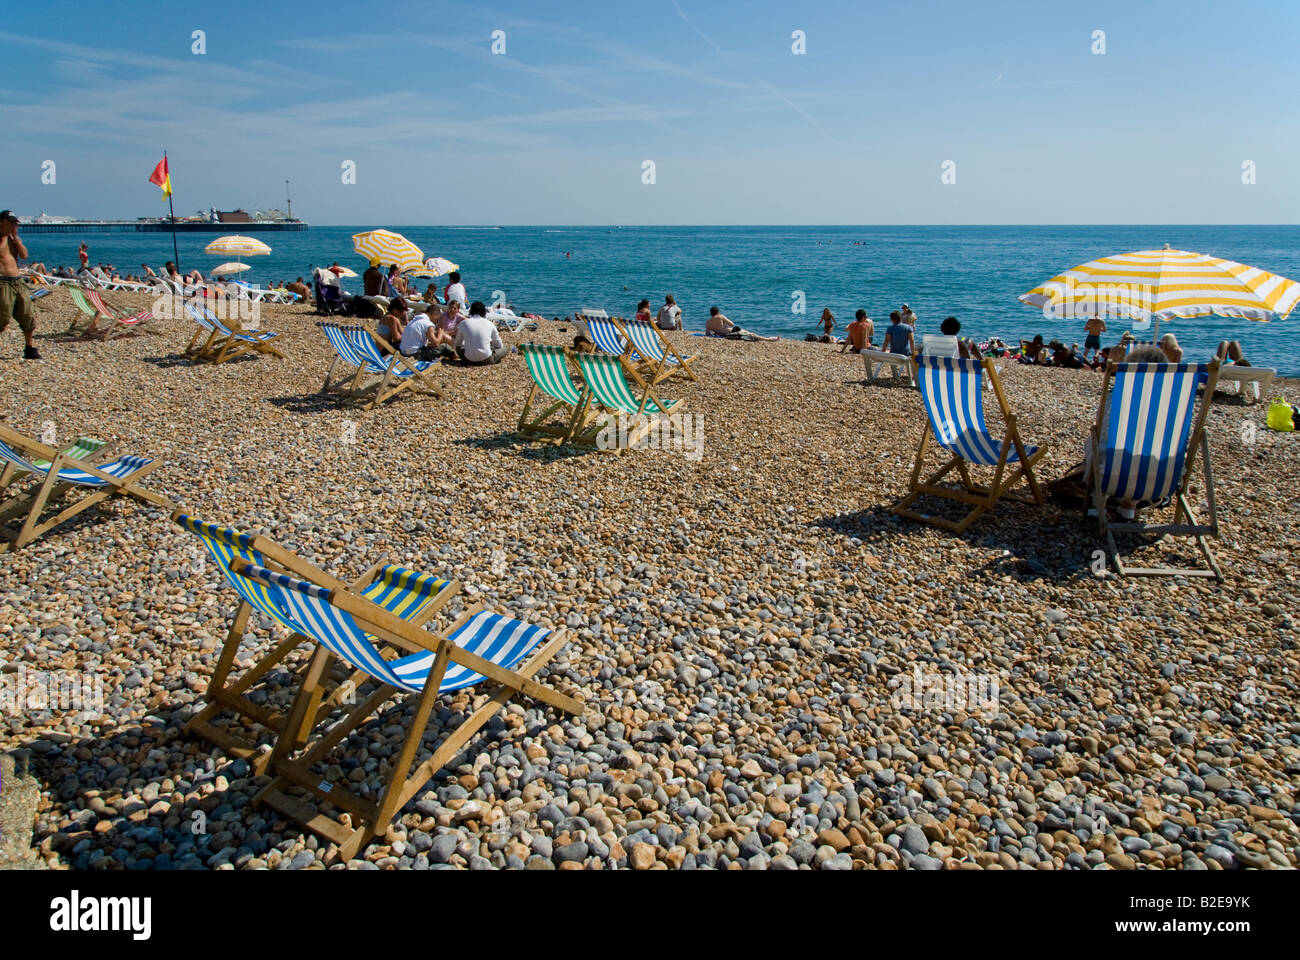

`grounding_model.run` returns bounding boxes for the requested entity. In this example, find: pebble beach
[2,287,1298,871]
